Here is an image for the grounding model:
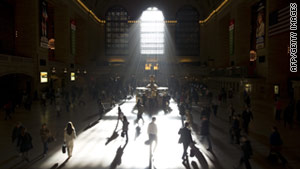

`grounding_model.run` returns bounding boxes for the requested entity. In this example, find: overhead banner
[70,20,76,55]
[251,0,265,50]
[40,0,48,48]
[229,19,235,56]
